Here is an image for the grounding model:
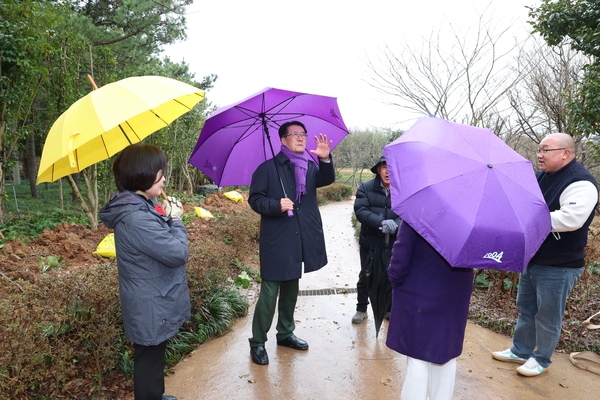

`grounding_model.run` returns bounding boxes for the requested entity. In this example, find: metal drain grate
[298,288,357,296]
